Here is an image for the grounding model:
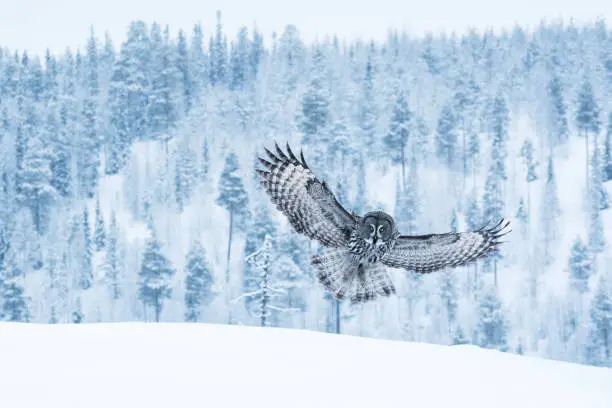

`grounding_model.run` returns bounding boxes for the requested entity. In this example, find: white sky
[0,0,610,56]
